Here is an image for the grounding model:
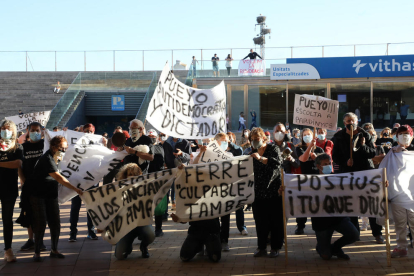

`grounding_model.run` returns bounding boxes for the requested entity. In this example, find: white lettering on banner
[81,169,176,245]
[293,94,339,131]
[146,63,226,139]
[379,151,414,211]
[283,169,386,218]
[57,144,128,204]
[5,111,51,132]
[199,140,232,163]
[44,129,105,153]
[270,64,320,80]
[238,59,266,76]
[174,156,254,222]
